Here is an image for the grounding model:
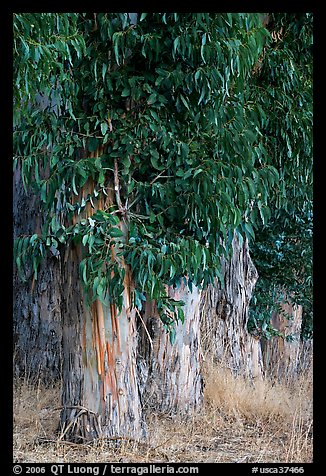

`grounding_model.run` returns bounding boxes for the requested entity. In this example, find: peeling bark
[59,151,144,442]
[138,282,203,415]
[200,234,263,380]
[60,247,143,441]
[261,299,310,381]
[13,163,62,382]
[14,147,264,438]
